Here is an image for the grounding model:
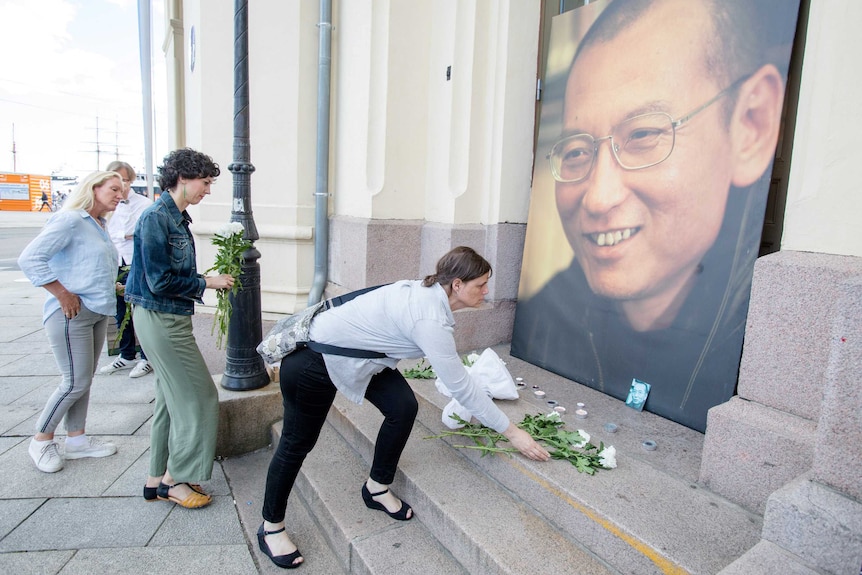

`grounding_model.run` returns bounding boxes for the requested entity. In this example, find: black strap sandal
[257,524,303,569]
[361,483,413,521]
